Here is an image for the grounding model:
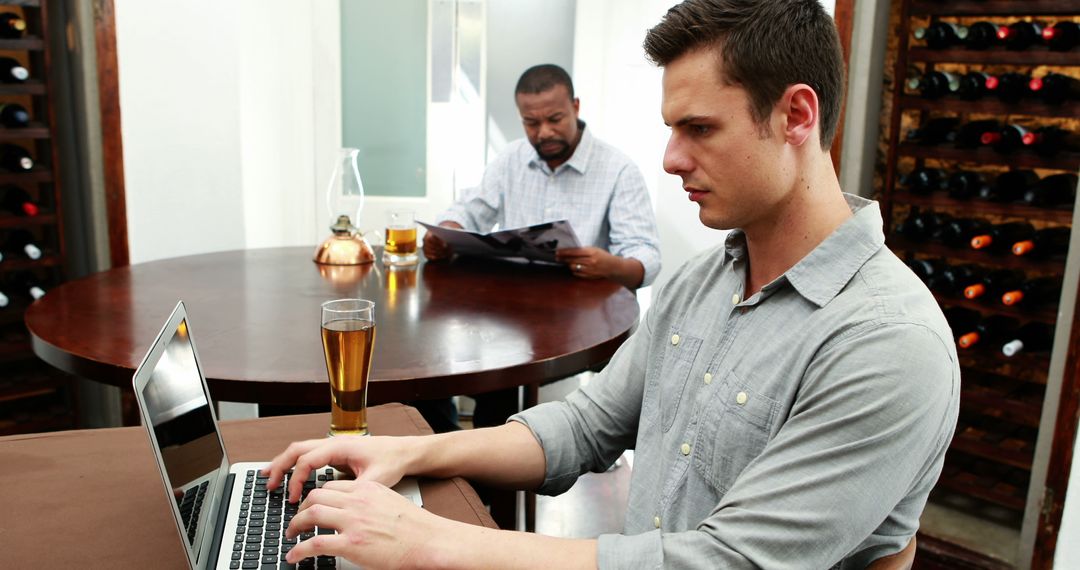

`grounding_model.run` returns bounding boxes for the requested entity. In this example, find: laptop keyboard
[177,480,210,545]
[229,468,340,570]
